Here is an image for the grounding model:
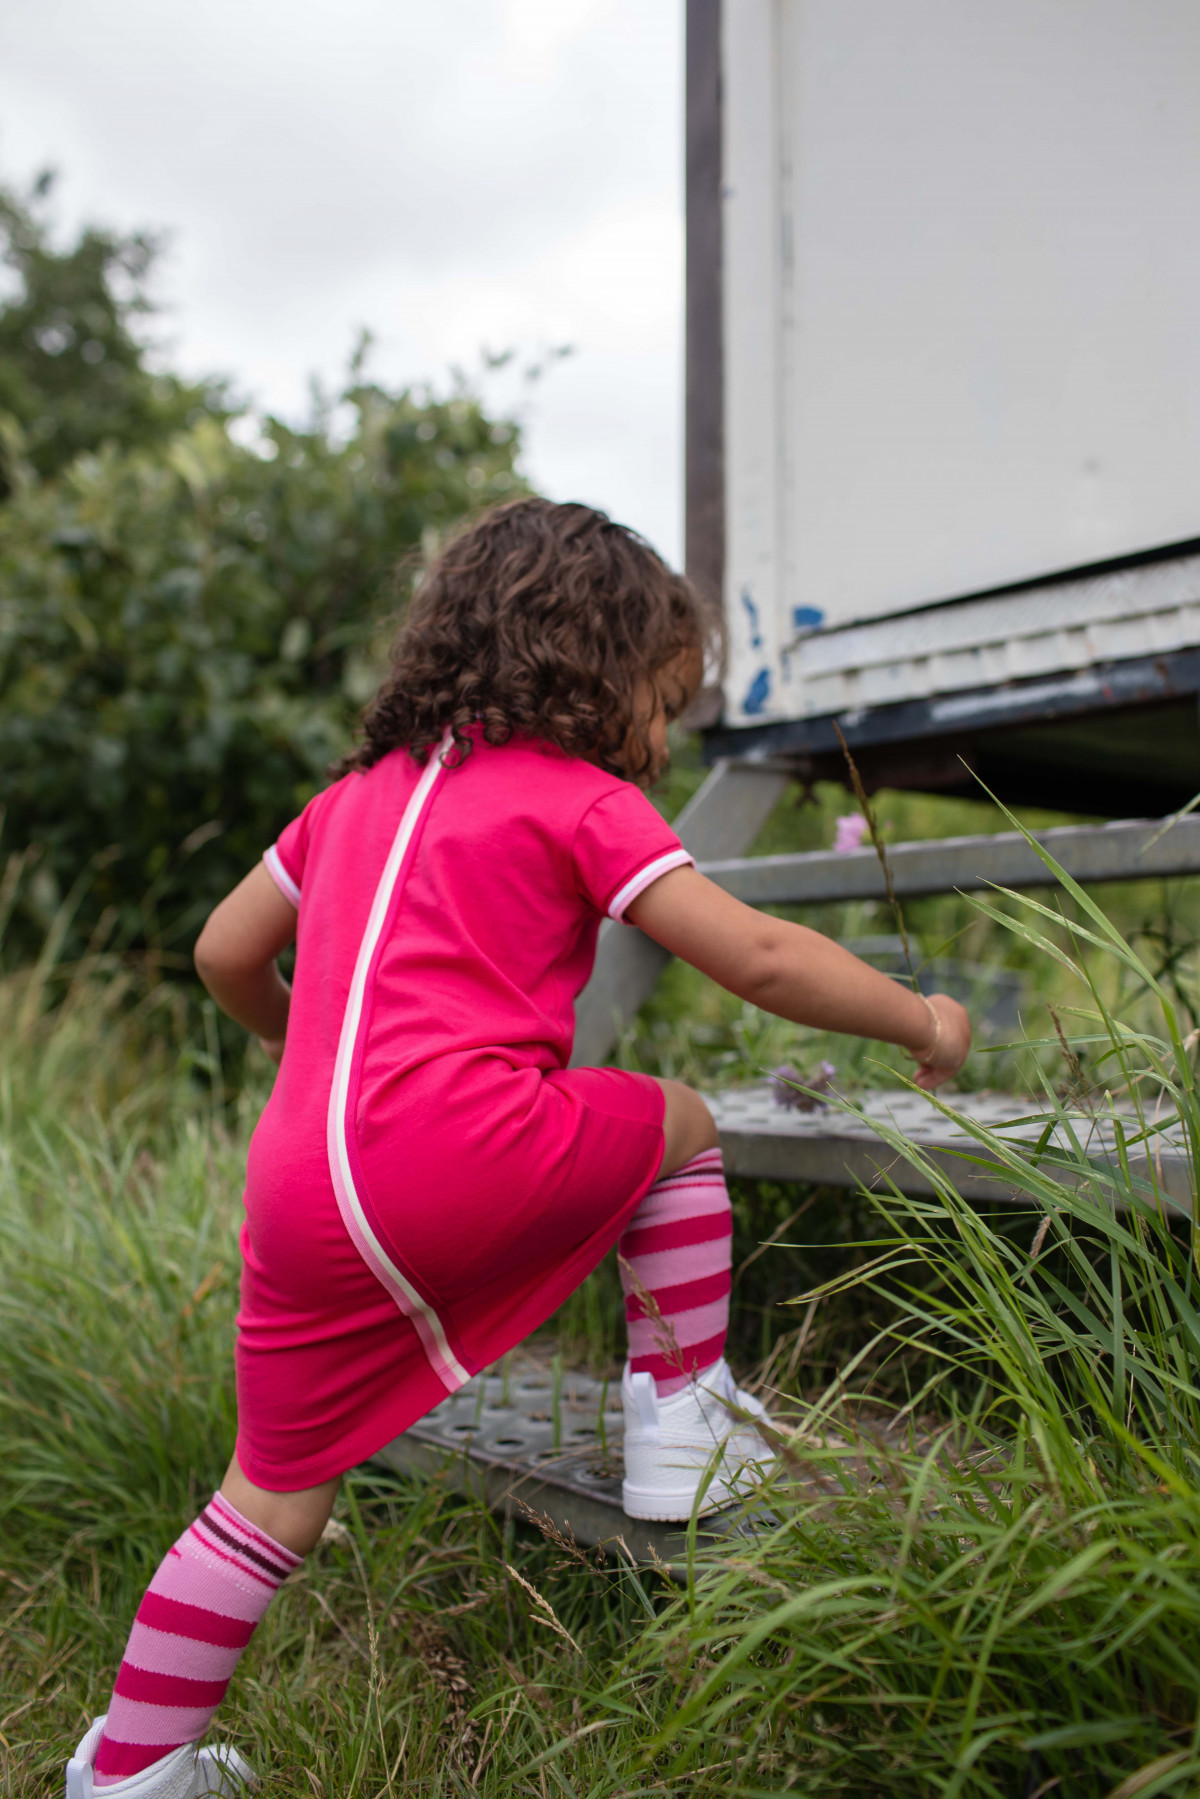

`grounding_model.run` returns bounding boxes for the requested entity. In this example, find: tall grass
[7,813,1200,1794]
[0,958,666,1795]
[620,833,1200,1797]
